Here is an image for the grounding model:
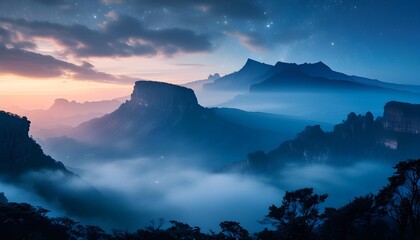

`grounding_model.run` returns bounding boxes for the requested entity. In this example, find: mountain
[0,111,129,221]
[228,101,420,174]
[249,69,381,92]
[17,98,123,139]
[214,60,420,123]
[203,59,420,94]
[44,81,318,167]
[183,73,221,92]
[0,111,69,176]
[46,98,122,118]
[203,58,273,91]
